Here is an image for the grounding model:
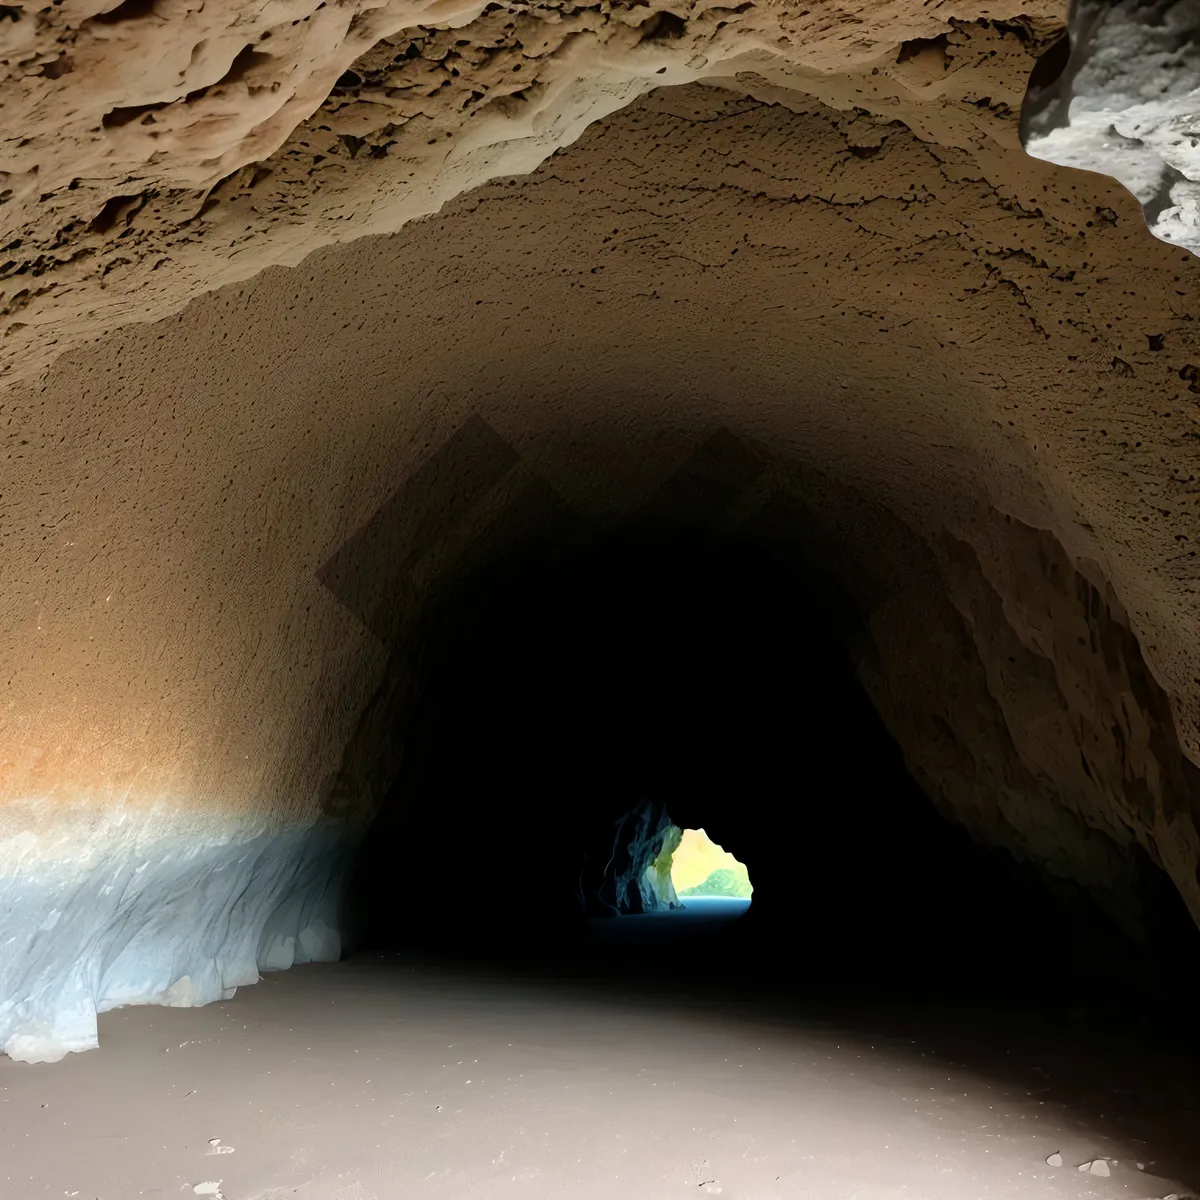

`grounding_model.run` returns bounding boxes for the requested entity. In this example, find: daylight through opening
[670,828,753,911]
